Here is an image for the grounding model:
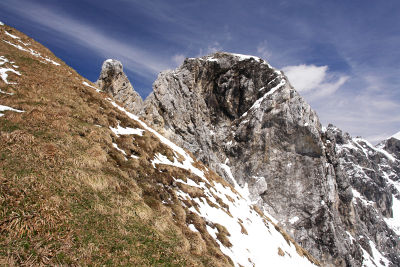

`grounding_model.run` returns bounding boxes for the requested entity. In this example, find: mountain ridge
[96,52,400,266]
[0,22,320,266]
